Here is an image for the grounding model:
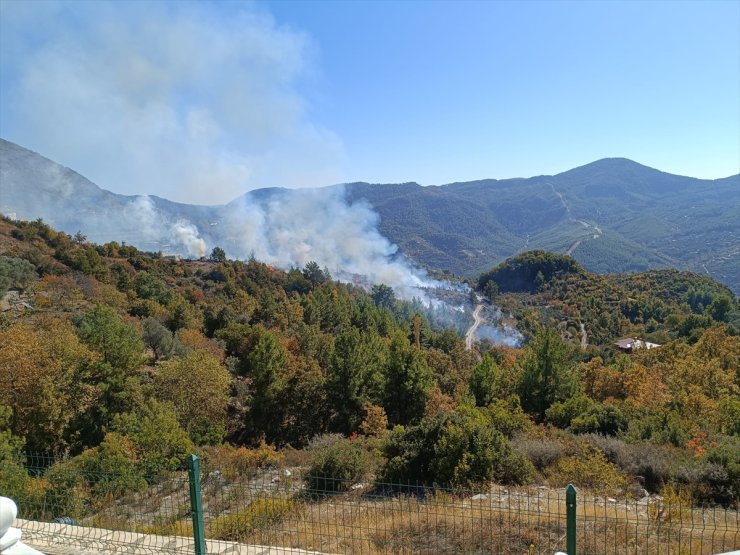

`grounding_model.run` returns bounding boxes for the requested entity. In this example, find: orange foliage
[177,328,225,362]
